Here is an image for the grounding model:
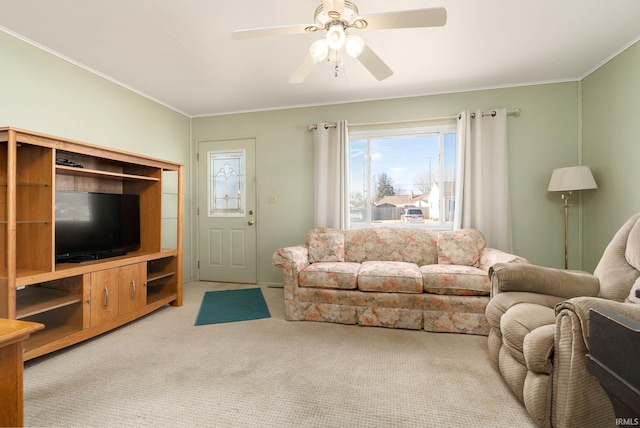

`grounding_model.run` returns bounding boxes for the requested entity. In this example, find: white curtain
[454,109,512,252]
[313,120,349,229]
